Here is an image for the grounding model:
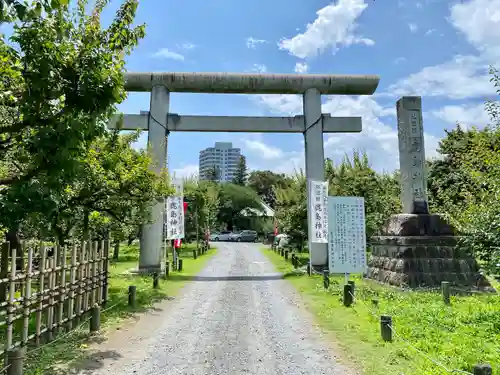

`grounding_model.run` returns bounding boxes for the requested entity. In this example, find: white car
[210,231,232,241]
